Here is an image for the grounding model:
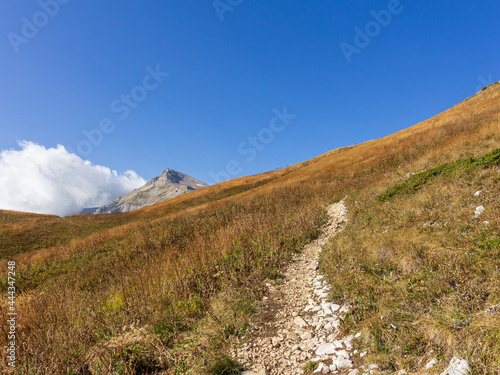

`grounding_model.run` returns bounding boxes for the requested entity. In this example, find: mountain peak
[81,169,208,214]
[159,169,185,183]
